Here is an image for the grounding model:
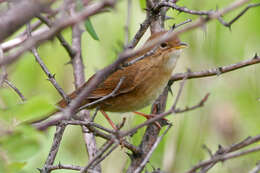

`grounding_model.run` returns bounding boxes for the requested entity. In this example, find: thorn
[48,73,53,78]
[168,86,173,96]
[129,128,138,137]
[117,117,126,130]
[144,8,150,12]
[167,81,173,96]
[202,144,213,157]
[254,53,258,59]
[228,25,232,31]
[216,67,222,76]
[171,23,176,30]
[217,144,224,154]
